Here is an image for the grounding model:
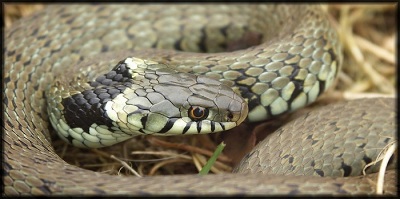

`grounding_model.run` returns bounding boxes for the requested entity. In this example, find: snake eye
[188,106,209,121]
